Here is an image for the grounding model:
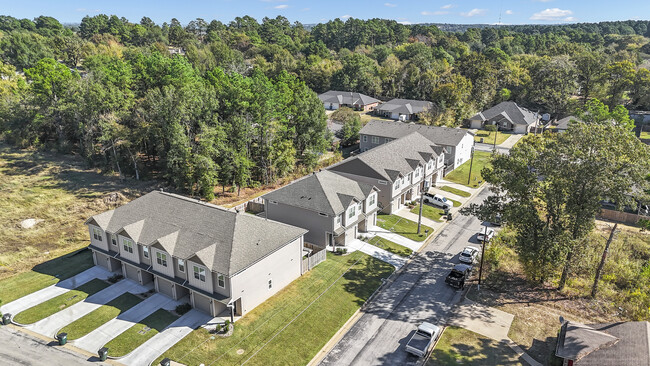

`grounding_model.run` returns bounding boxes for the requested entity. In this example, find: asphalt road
[319,187,493,366]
